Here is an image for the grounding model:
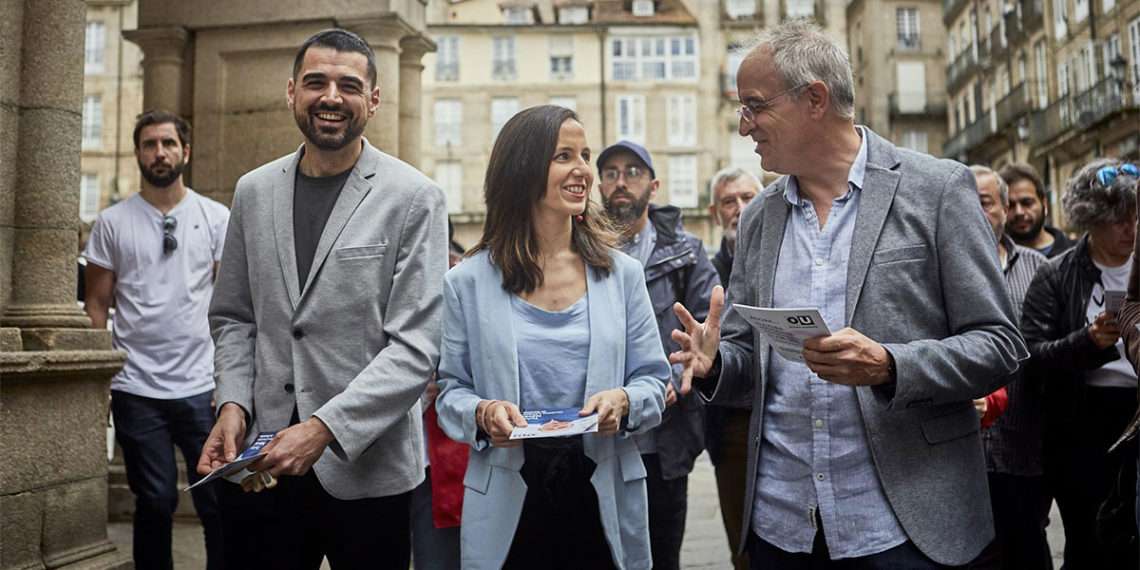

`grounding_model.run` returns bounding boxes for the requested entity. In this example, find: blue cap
[596,140,655,179]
